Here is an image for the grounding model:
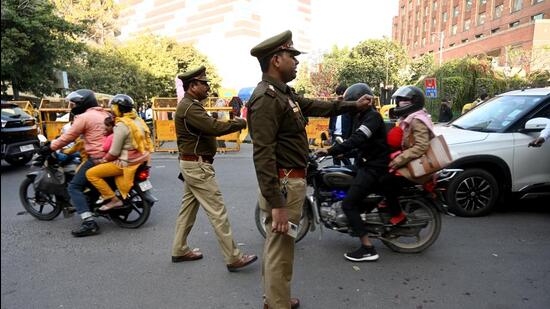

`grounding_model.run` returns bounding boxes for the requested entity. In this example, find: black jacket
[328,113,353,139]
